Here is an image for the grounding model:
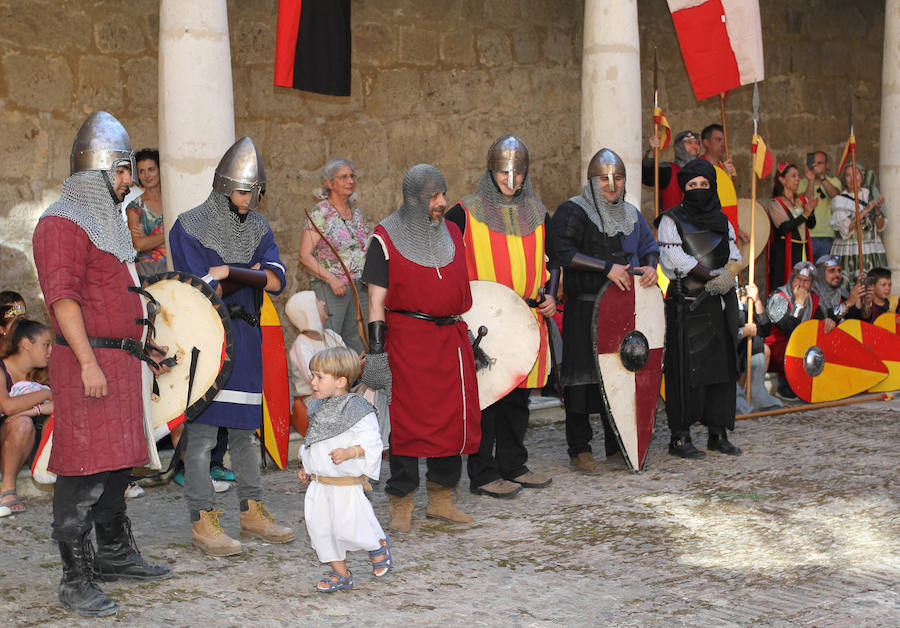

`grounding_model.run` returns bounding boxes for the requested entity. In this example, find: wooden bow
[303,208,370,352]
